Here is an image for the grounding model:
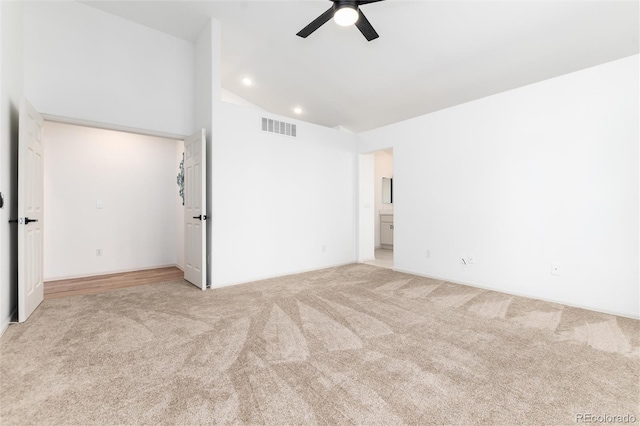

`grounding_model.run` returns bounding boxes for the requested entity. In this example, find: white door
[18,99,45,322]
[184,129,207,289]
